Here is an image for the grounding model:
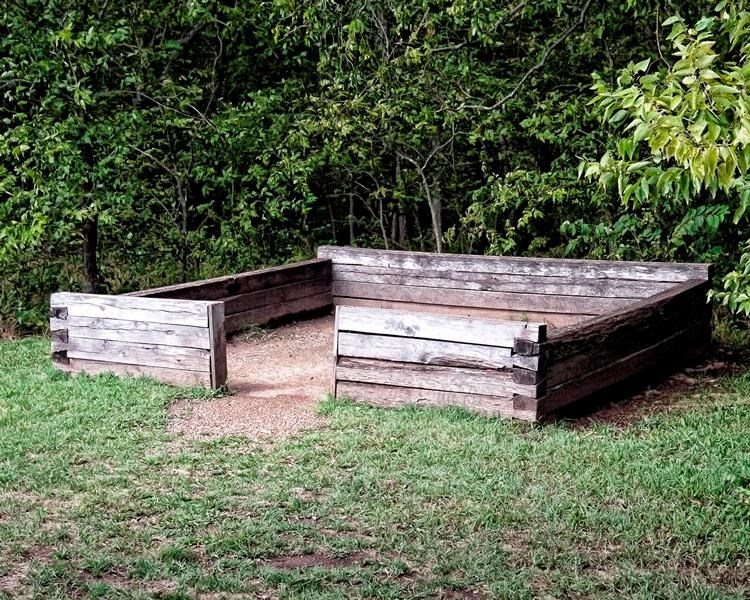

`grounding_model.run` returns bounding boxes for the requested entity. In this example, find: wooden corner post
[208,302,228,388]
